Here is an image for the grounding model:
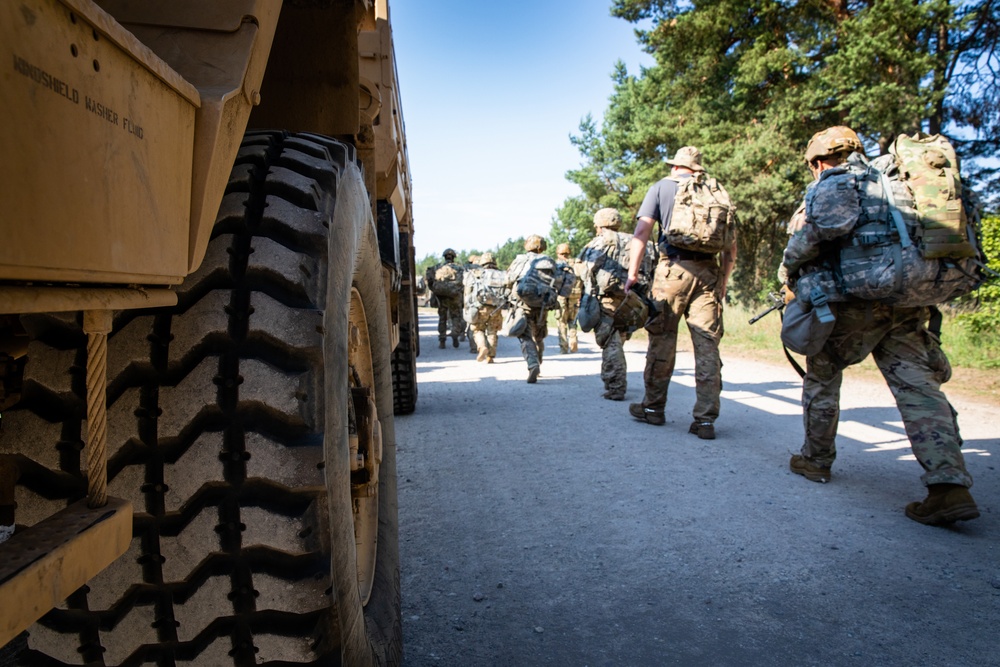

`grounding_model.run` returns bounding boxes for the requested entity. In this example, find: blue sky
[389,1,653,260]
